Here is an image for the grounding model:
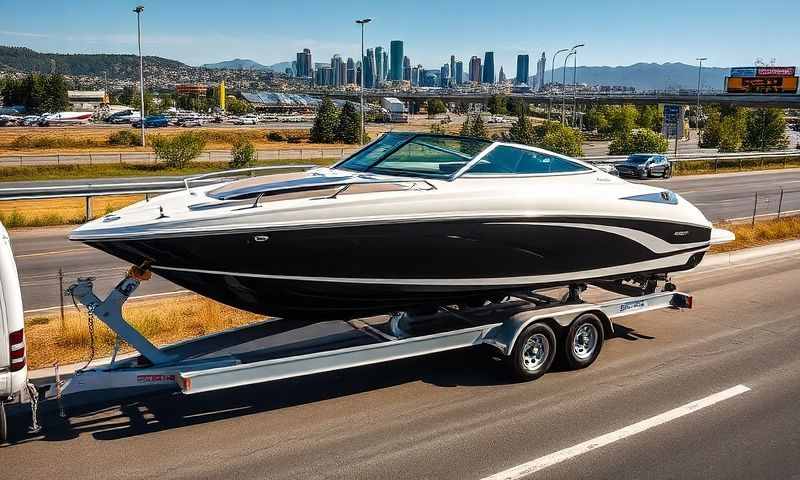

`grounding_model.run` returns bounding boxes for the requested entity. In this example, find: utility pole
[696,57,707,142]
[134,5,146,147]
[550,48,568,120]
[562,51,575,124]
[355,18,372,145]
[570,44,584,127]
